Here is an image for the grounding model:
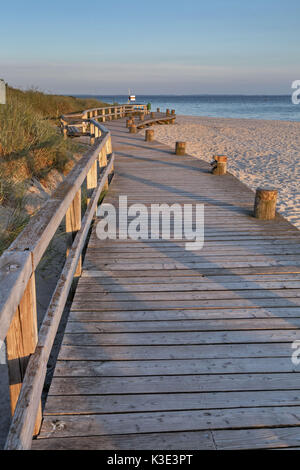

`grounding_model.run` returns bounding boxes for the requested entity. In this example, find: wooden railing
[0,111,119,449]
